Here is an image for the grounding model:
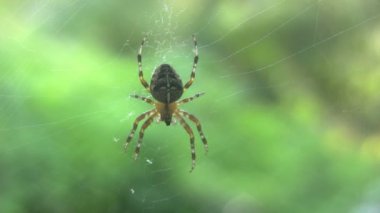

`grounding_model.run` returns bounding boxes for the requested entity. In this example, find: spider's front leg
[184,35,198,90]
[137,37,150,91]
